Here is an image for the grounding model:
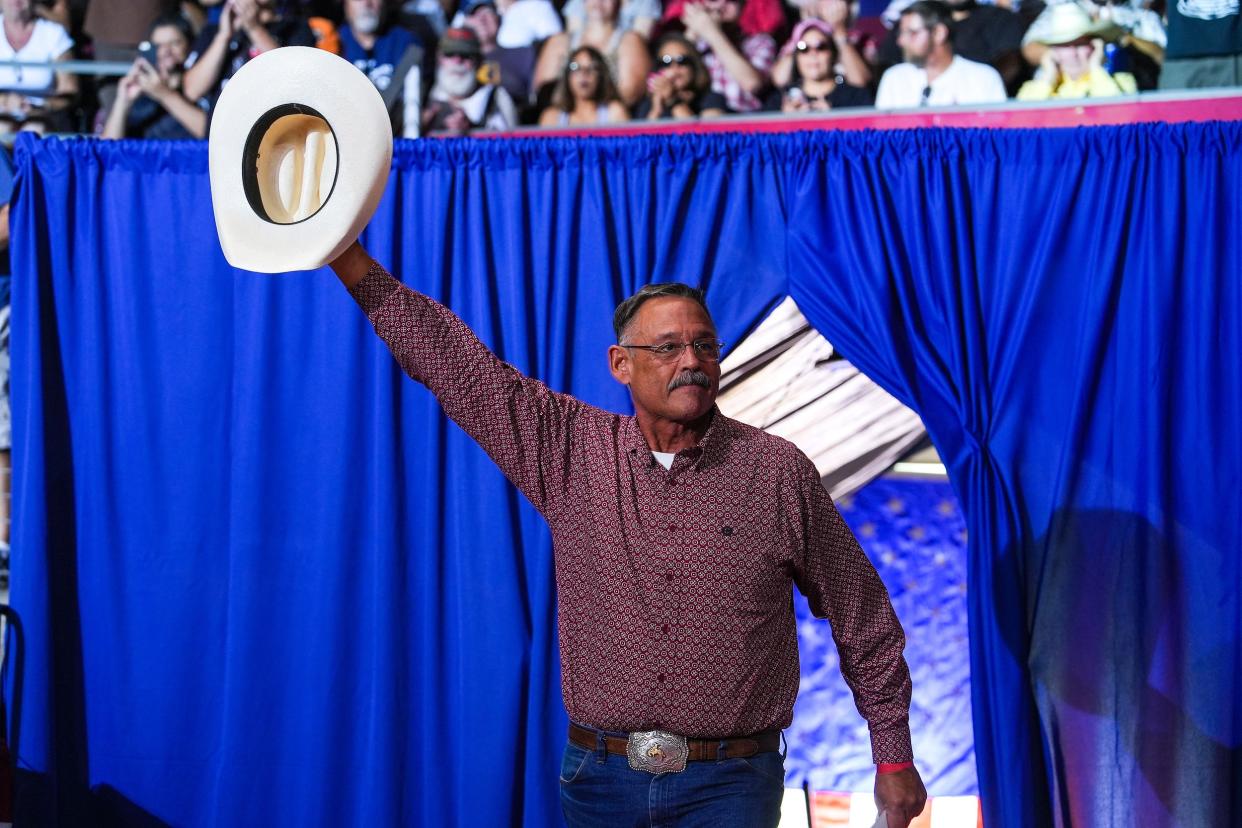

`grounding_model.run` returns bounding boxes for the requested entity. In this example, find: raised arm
[184,7,236,102]
[330,242,581,515]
